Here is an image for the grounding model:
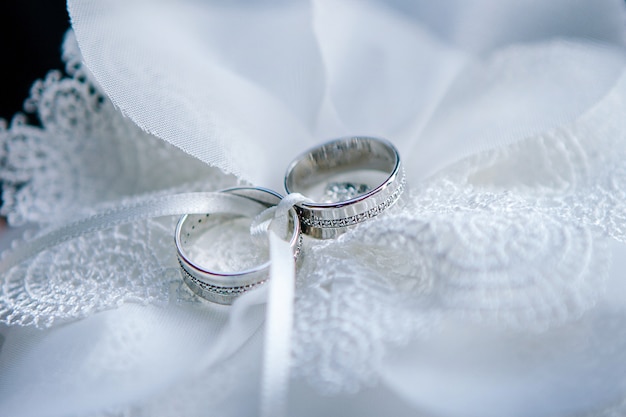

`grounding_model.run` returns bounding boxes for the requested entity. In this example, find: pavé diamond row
[302,176,405,229]
[179,260,266,296]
